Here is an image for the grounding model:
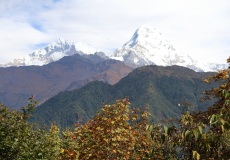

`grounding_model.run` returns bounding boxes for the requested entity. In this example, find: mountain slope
[30,65,216,128]
[0,53,133,108]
